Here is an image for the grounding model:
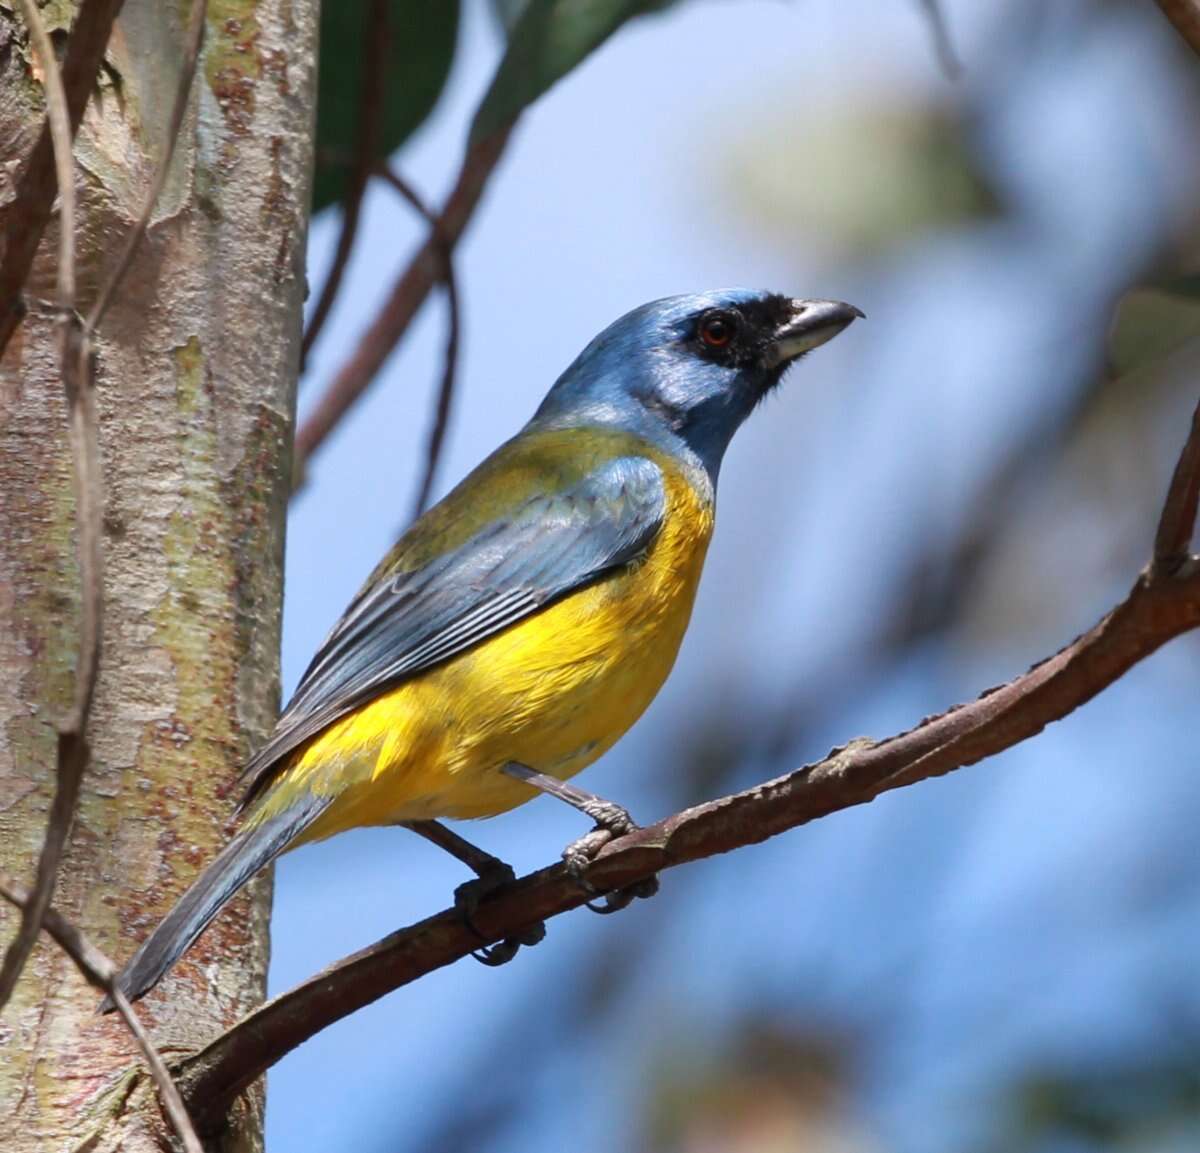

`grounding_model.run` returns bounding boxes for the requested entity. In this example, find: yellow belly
[257,463,714,842]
